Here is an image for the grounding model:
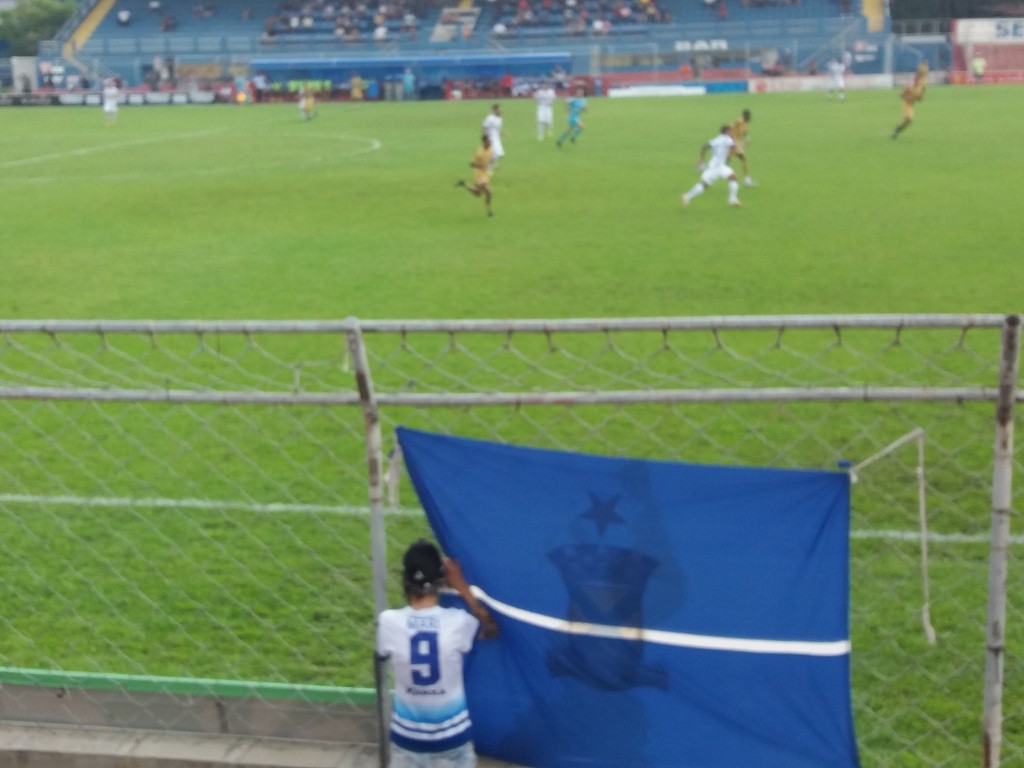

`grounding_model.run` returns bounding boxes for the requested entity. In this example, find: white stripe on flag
[469,586,851,657]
